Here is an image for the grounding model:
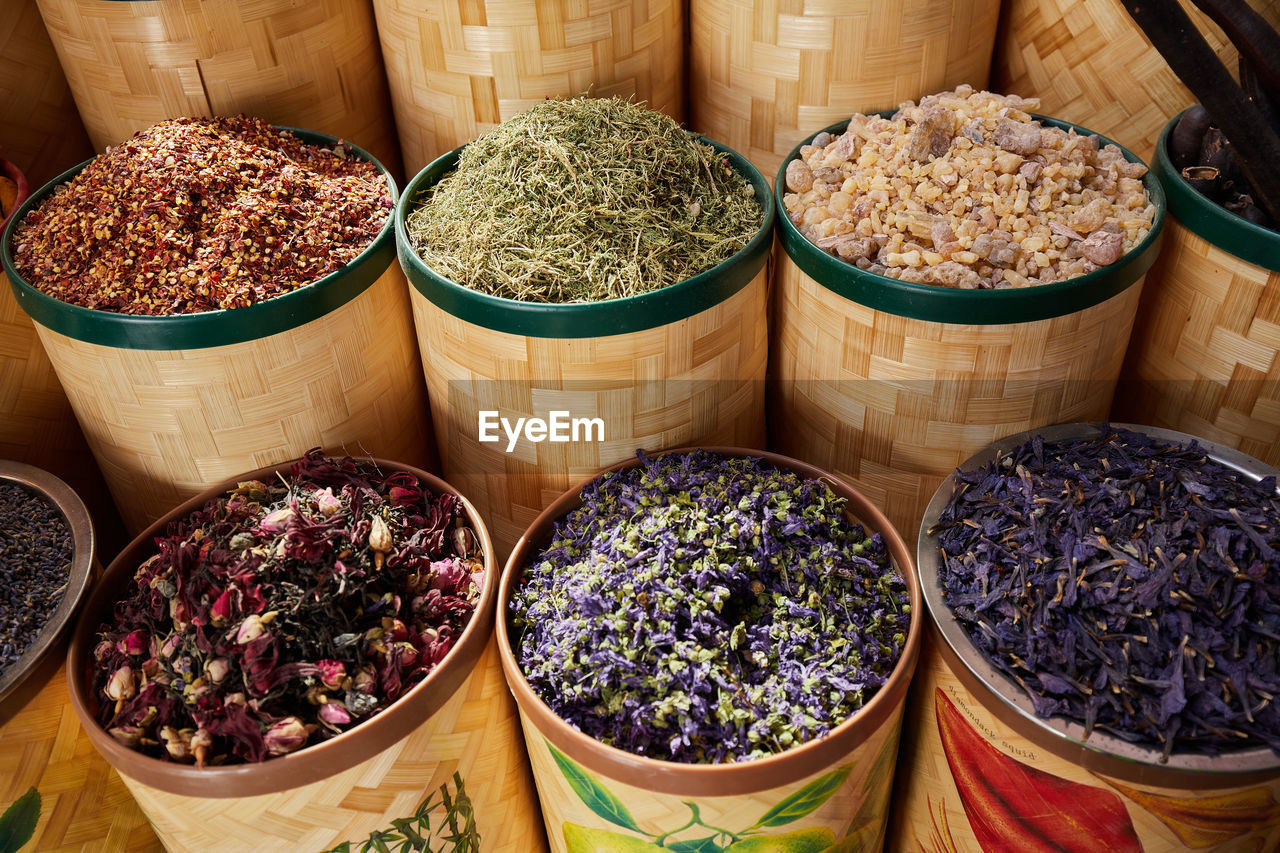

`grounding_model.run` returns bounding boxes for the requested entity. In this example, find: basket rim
[64,455,499,799]
[394,136,775,339]
[916,421,1280,785]
[1,127,398,351]
[1154,110,1280,273]
[0,461,95,708]
[496,446,922,796]
[774,111,1167,325]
